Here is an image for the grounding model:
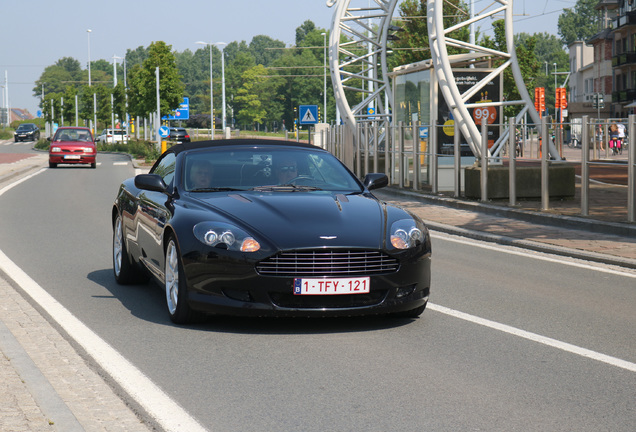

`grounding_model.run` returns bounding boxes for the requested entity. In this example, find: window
[152,152,176,187]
